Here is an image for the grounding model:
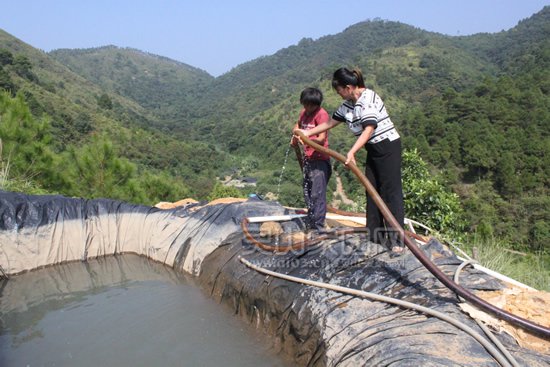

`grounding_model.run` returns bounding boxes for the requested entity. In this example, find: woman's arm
[308,130,327,146]
[345,125,375,166]
[295,118,341,138]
